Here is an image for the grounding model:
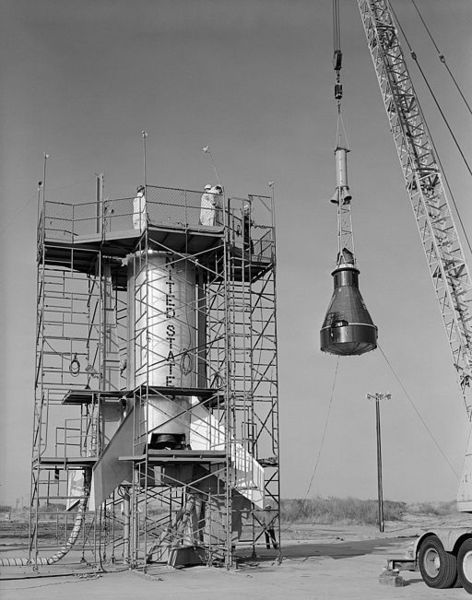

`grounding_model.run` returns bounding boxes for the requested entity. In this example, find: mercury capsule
[320,251,377,356]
